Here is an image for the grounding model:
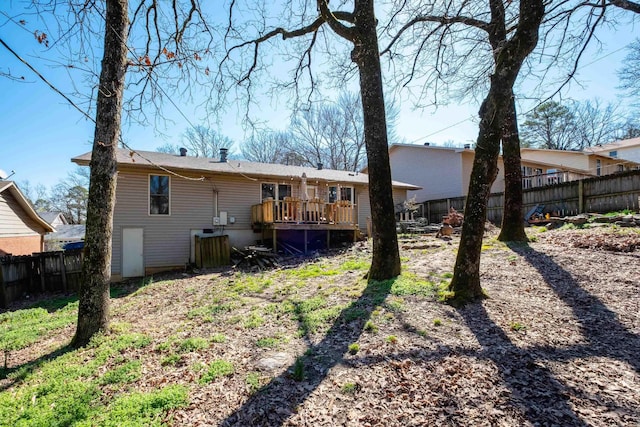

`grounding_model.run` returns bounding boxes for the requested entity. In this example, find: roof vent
[424,142,430,146]
[317,162,323,170]
[179,147,188,157]
[463,144,471,149]
[219,148,228,163]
